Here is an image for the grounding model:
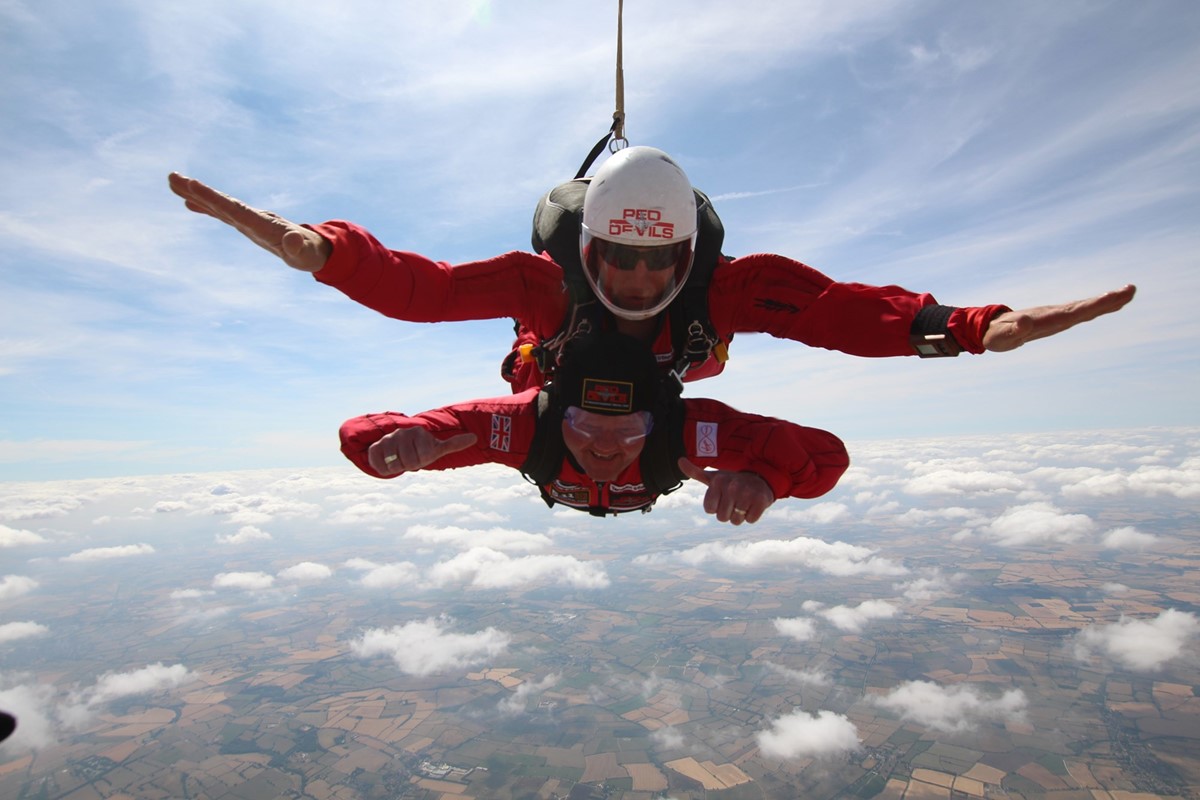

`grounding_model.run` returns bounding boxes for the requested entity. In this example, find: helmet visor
[581,231,696,319]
